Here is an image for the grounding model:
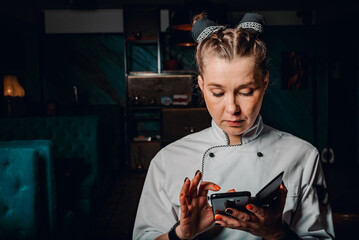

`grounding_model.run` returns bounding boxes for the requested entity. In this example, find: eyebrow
[207,83,224,88]
[207,81,257,89]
